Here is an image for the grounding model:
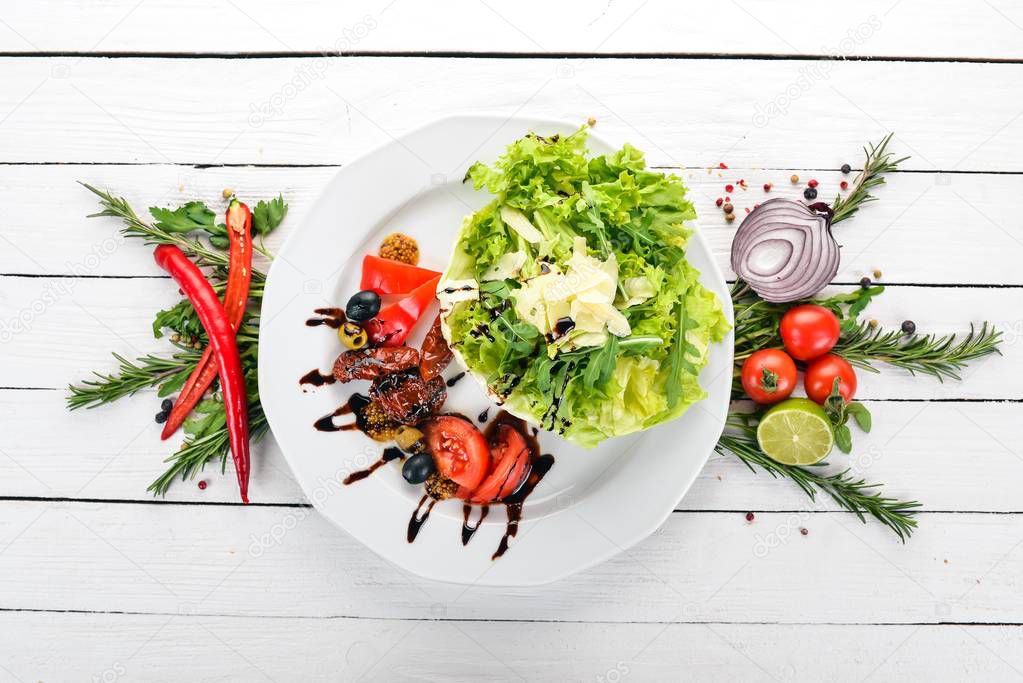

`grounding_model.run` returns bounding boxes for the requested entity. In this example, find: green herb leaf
[149,202,217,234]
[152,299,204,340]
[183,397,227,439]
[665,296,700,408]
[846,402,872,432]
[834,424,853,453]
[253,194,288,235]
[581,336,619,389]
